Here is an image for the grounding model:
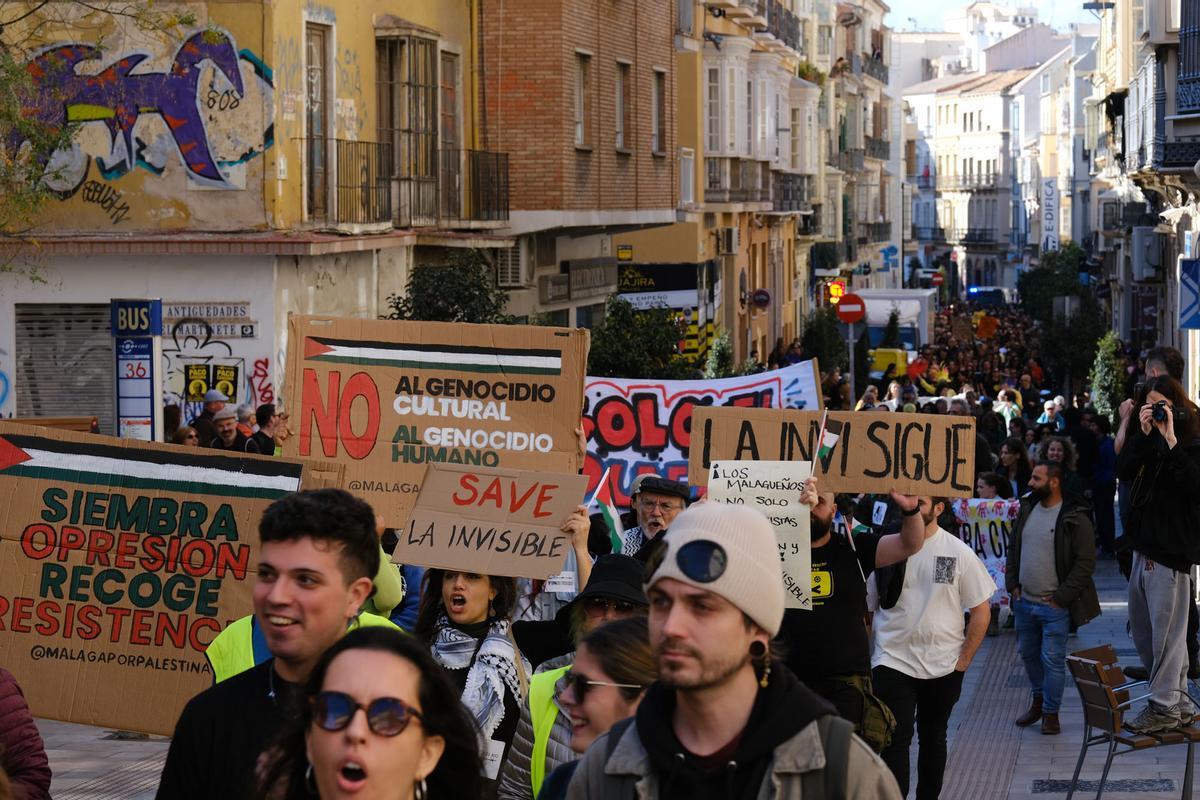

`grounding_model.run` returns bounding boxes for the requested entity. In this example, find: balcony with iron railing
[912,225,946,241]
[392,148,510,229]
[865,136,890,160]
[827,148,865,172]
[907,174,936,190]
[773,173,813,212]
[936,173,1001,190]
[706,157,771,204]
[765,0,802,52]
[947,227,998,244]
[862,54,889,84]
[798,205,822,236]
[300,137,393,227]
[858,221,892,244]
